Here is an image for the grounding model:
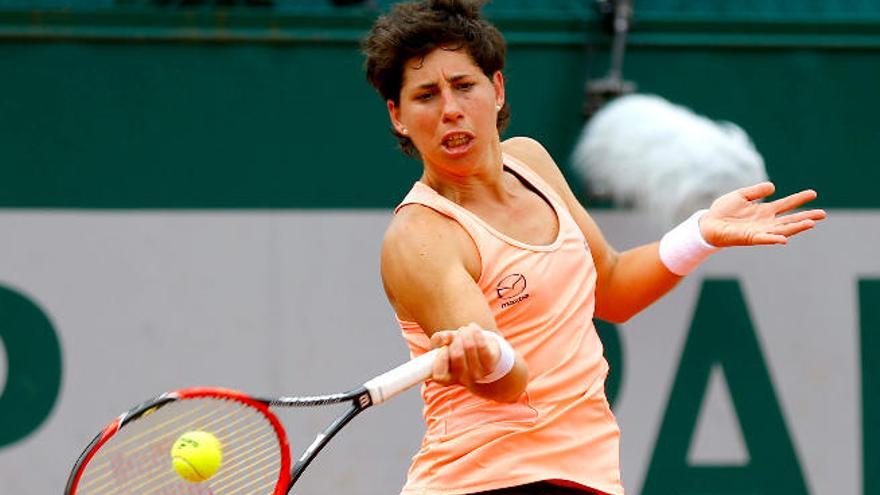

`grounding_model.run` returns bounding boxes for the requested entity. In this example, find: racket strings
[121,419,280,495]
[88,402,216,470]
[128,432,279,495]
[214,456,281,495]
[74,397,282,495]
[80,402,240,492]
